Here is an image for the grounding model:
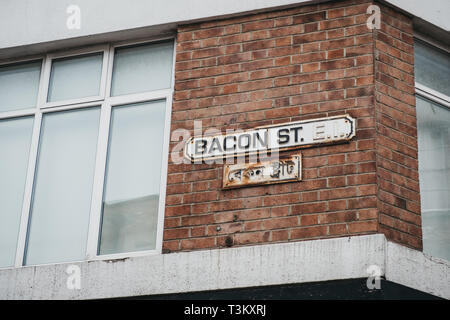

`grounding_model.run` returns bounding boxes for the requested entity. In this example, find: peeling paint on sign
[223,154,302,189]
